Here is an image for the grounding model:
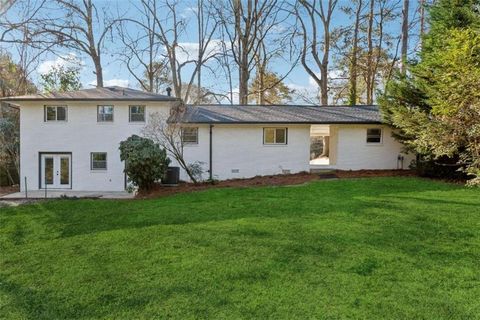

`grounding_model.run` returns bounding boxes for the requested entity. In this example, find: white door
[40,154,71,189]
